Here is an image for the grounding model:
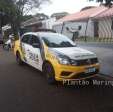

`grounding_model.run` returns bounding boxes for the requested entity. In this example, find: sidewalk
[77,42,113,77]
